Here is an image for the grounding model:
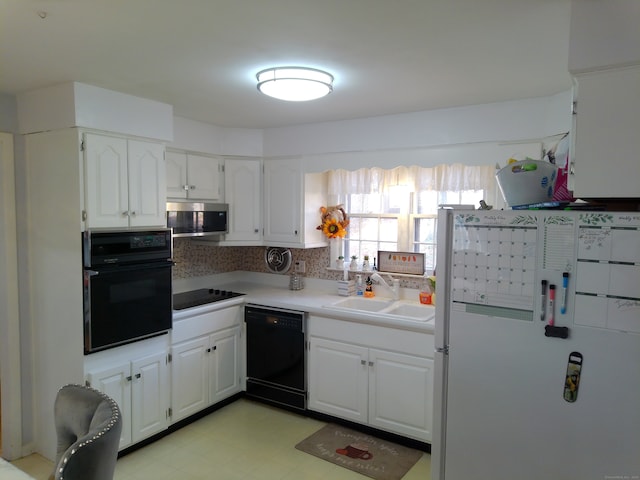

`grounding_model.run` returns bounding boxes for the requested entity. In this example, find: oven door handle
[85,261,173,275]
